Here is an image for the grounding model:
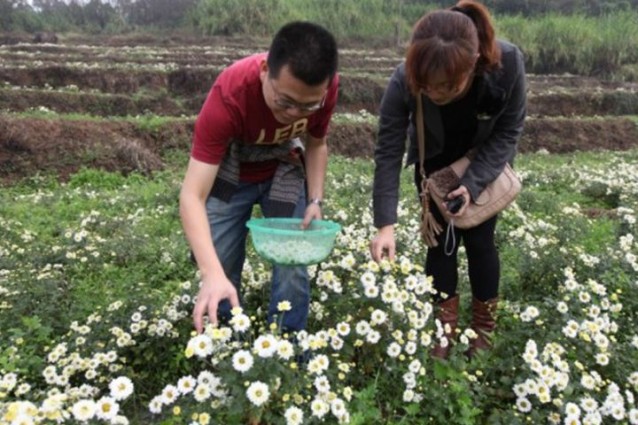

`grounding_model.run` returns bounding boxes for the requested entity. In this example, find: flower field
[1,35,638,425]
